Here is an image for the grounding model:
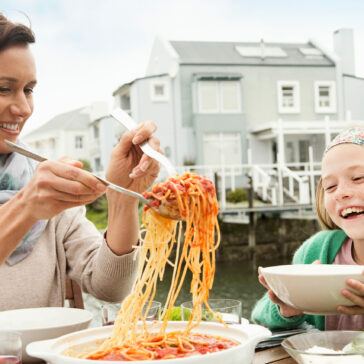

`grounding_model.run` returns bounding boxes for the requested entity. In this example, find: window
[198,80,241,113]
[277,81,300,113]
[236,46,287,58]
[314,81,336,113]
[93,124,99,139]
[203,133,242,173]
[75,136,83,149]
[150,80,169,102]
[299,47,324,60]
[94,157,102,172]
